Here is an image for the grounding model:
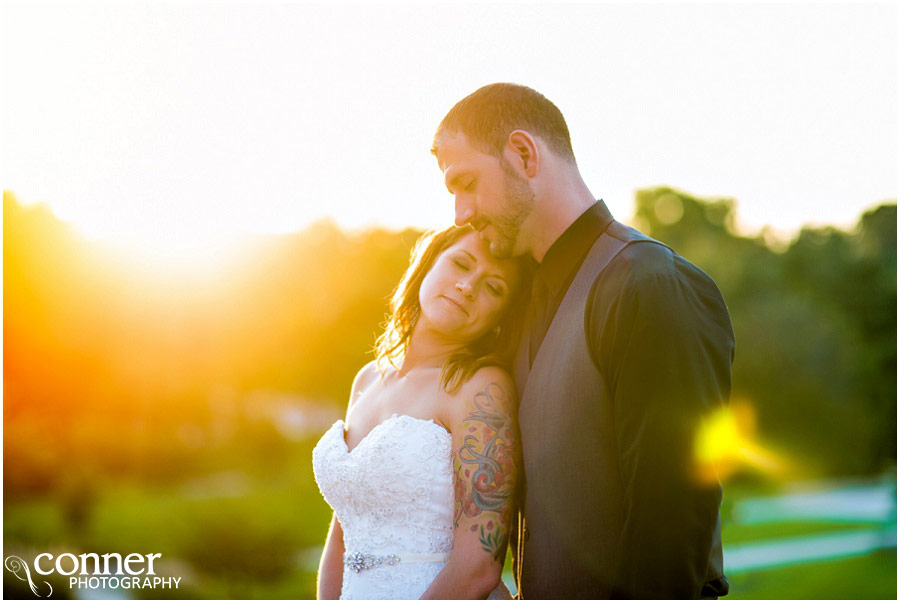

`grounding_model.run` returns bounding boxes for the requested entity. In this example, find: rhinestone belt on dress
[343,551,451,573]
